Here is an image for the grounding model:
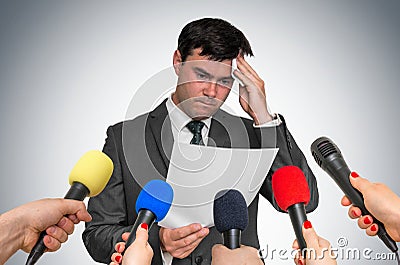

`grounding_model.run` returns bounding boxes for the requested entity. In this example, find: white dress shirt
[166,96,212,146]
